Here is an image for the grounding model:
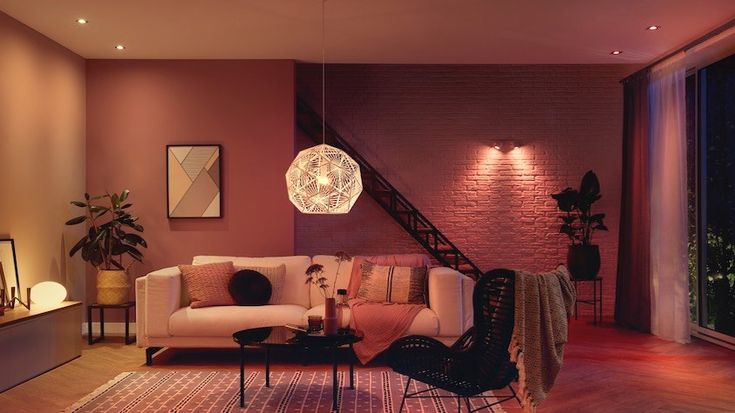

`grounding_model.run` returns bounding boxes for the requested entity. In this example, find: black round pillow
[228,269,272,306]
